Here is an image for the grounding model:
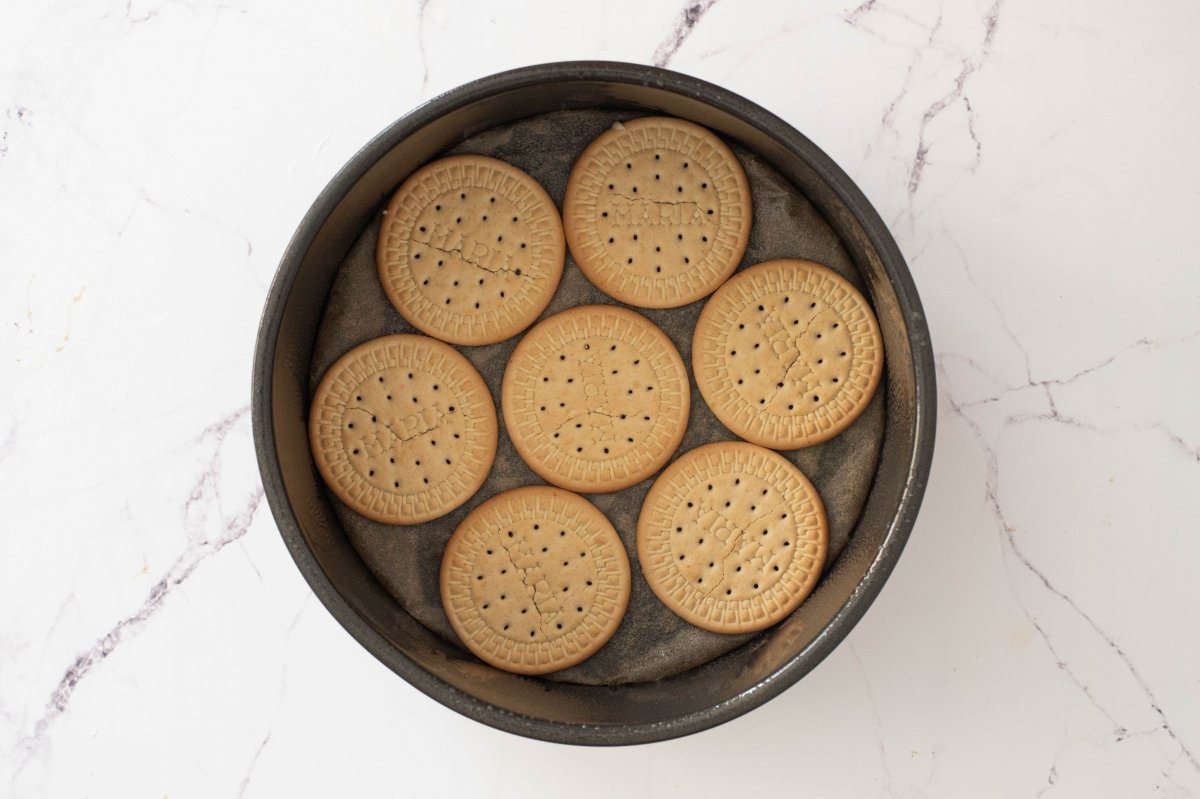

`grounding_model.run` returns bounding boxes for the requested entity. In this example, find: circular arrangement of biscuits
[308,114,884,678]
